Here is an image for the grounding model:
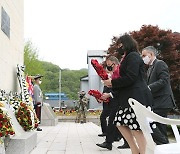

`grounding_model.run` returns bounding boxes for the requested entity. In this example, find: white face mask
[143,56,151,65]
[39,81,42,85]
